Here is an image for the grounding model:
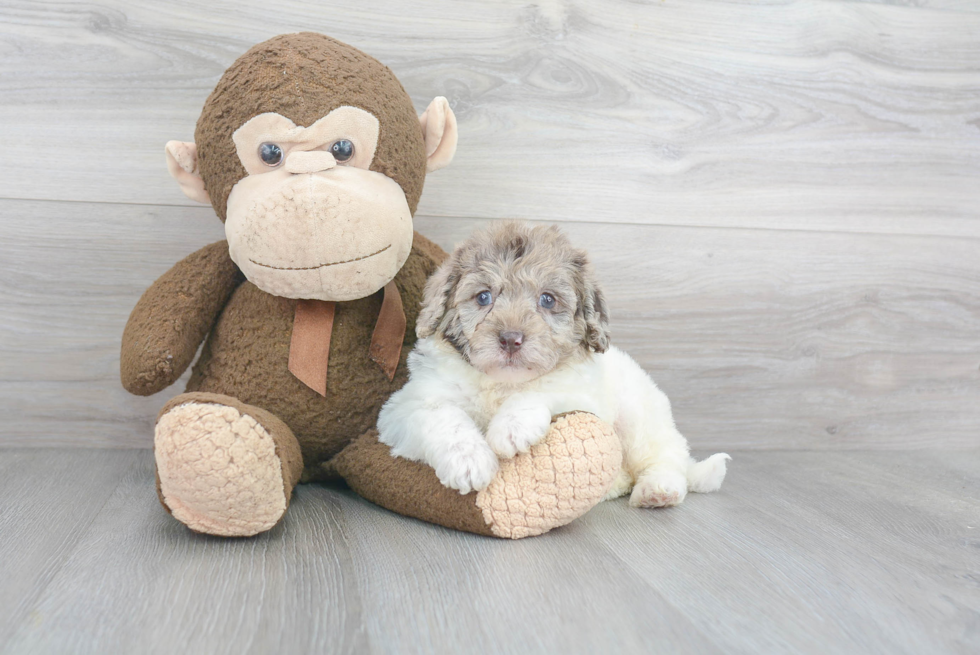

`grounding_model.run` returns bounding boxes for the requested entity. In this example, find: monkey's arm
[121,240,244,396]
